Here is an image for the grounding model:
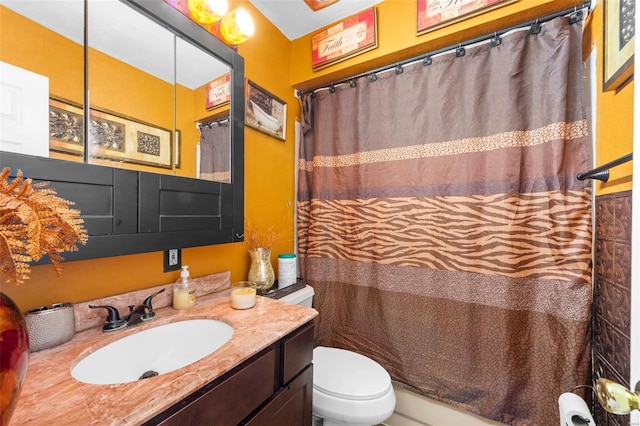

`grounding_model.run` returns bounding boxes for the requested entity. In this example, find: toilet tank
[278,285,314,307]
